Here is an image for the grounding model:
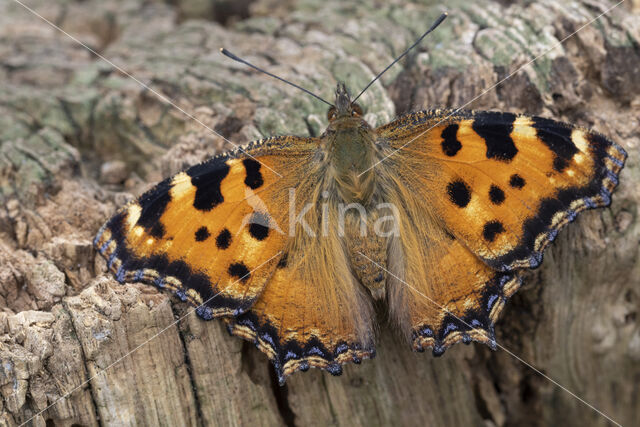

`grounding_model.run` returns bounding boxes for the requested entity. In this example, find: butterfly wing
[95,135,375,380]
[224,247,375,385]
[94,136,309,318]
[377,109,626,353]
